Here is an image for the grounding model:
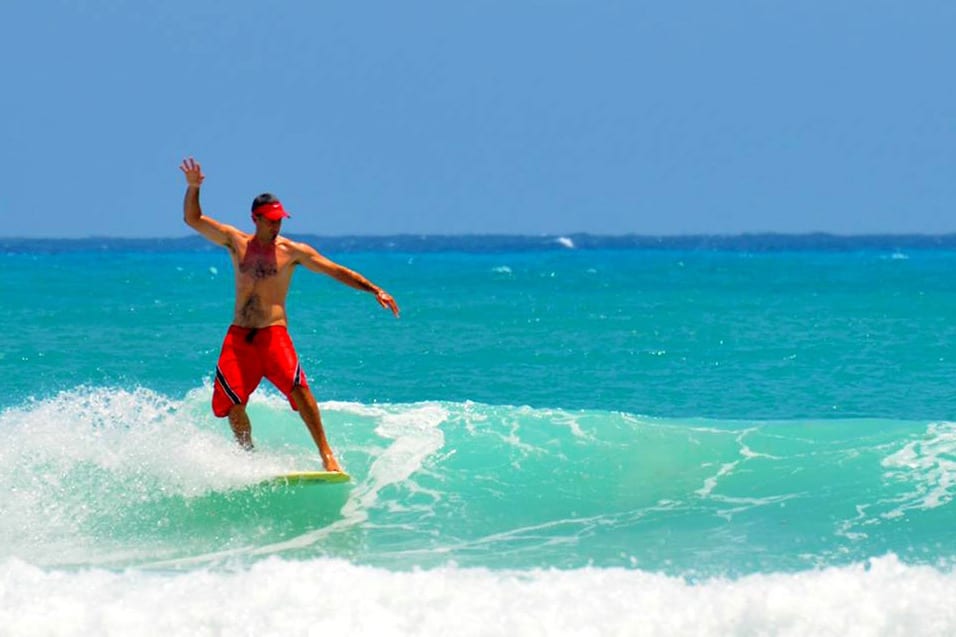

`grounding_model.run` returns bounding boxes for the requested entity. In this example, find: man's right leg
[228,404,254,450]
[213,326,259,451]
